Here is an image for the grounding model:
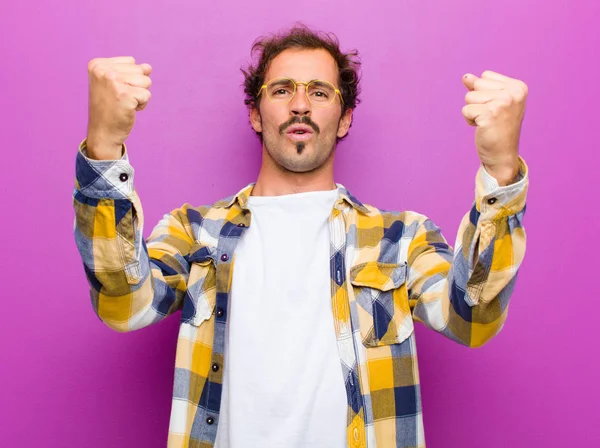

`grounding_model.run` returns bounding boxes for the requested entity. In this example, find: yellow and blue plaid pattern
[73,140,528,448]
